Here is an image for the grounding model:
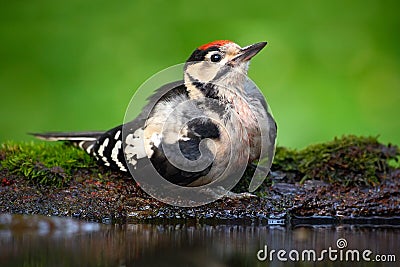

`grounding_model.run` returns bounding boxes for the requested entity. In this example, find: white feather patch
[86,144,94,154]
[78,141,86,149]
[114,130,121,140]
[111,140,127,172]
[150,133,162,147]
[124,129,147,167]
[98,138,110,165]
[37,136,98,141]
[179,136,190,141]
